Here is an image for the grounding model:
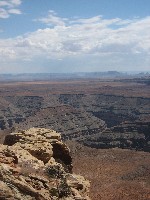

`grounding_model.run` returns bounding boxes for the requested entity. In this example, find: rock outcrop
[0,128,90,200]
